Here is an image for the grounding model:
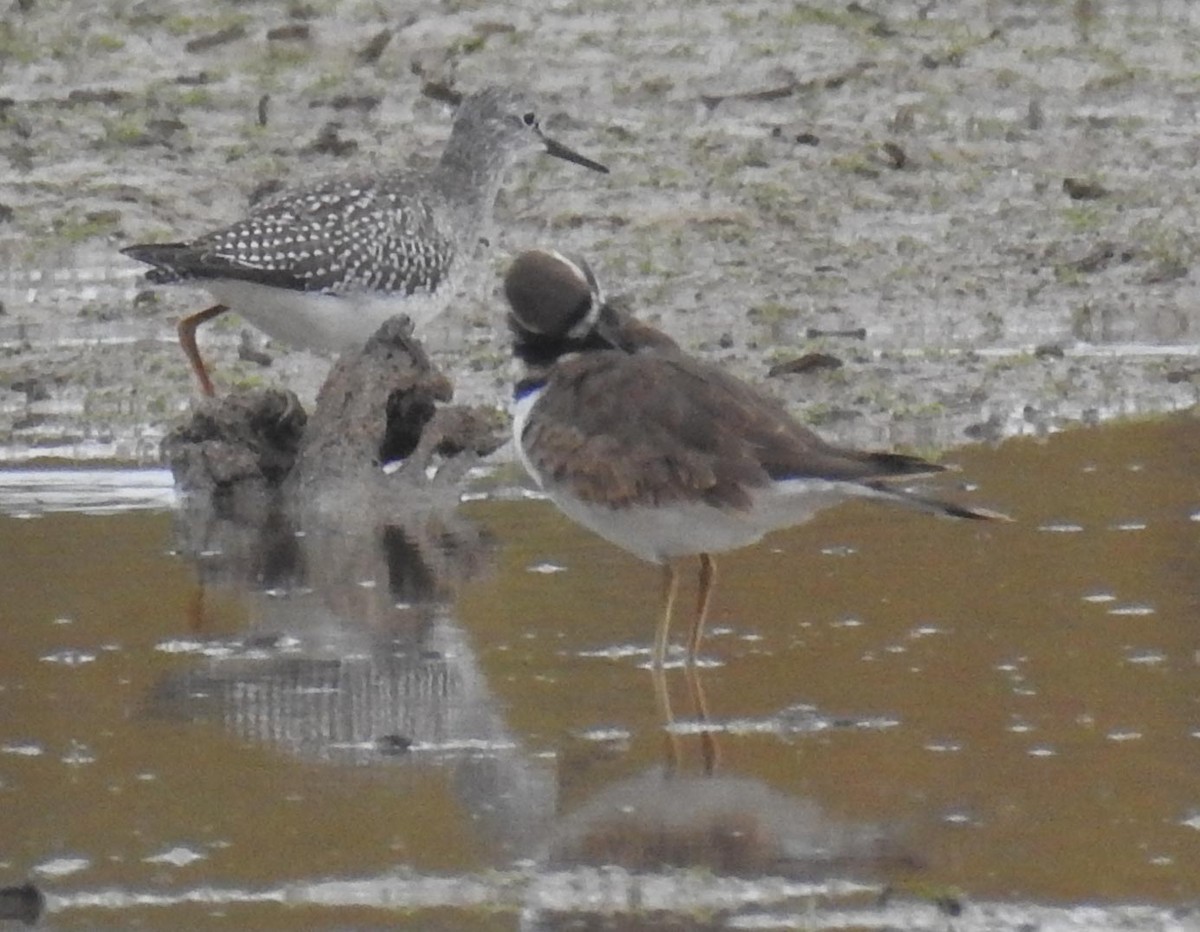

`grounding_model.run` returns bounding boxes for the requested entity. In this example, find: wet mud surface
[1,0,1199,461]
